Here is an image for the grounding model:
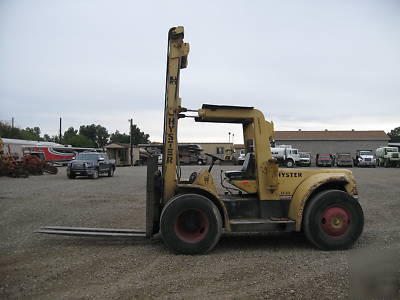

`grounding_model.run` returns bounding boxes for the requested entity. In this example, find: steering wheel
[205,153,224,162]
